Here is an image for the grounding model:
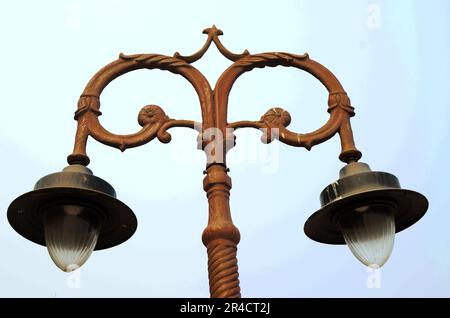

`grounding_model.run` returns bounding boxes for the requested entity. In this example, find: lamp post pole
[7,26,427,298]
